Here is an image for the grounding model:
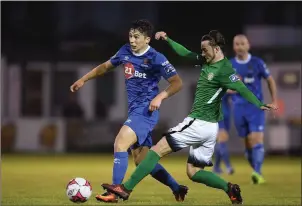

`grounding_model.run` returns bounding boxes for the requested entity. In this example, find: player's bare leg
[187,163,242,204]
[248,132,266,184]
[132,146,188,202]
[96,125,137,203]
[214,130,234,175]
